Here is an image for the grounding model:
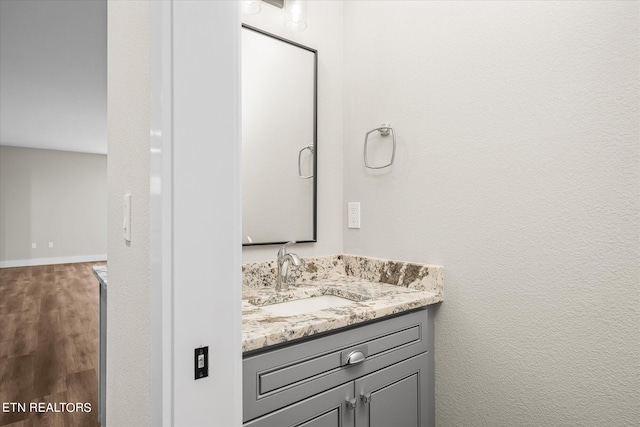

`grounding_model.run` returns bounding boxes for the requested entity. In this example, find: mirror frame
[241,24,318,246]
